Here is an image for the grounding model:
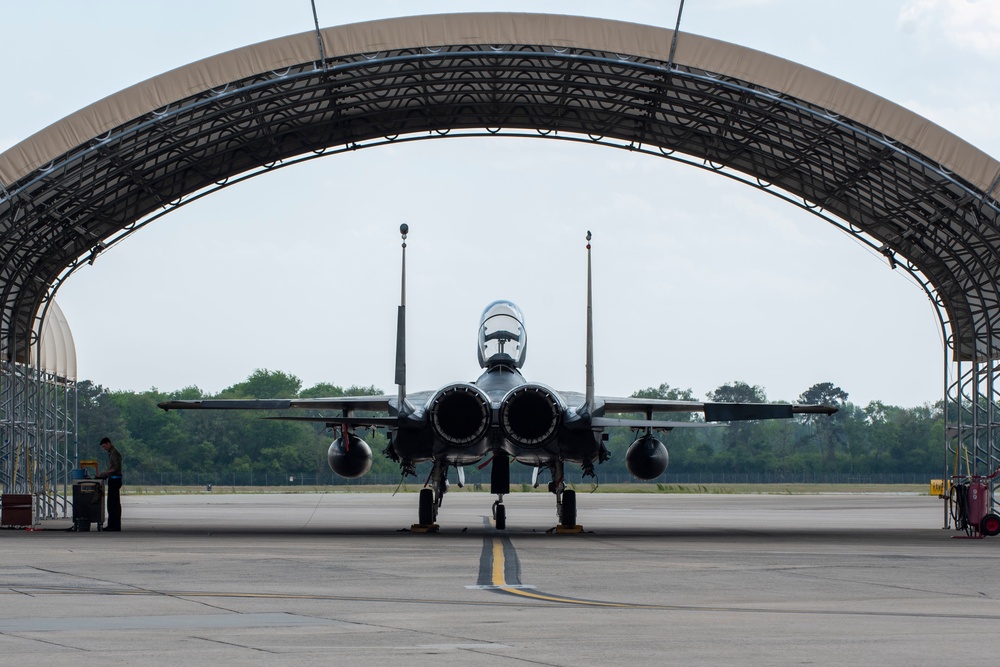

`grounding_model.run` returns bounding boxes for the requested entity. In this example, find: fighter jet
[159,226,836,531]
